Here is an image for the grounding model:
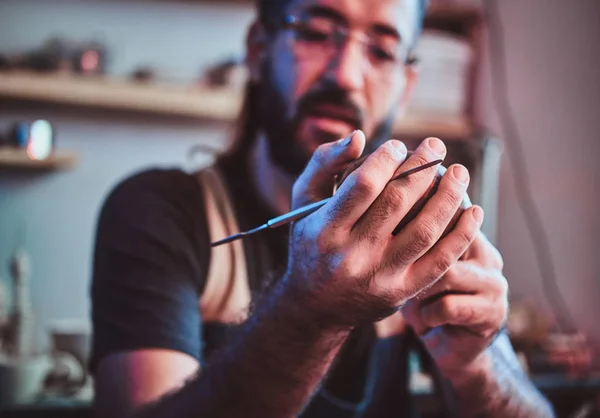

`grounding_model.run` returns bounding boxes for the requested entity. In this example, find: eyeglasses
[279,14,414,77]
